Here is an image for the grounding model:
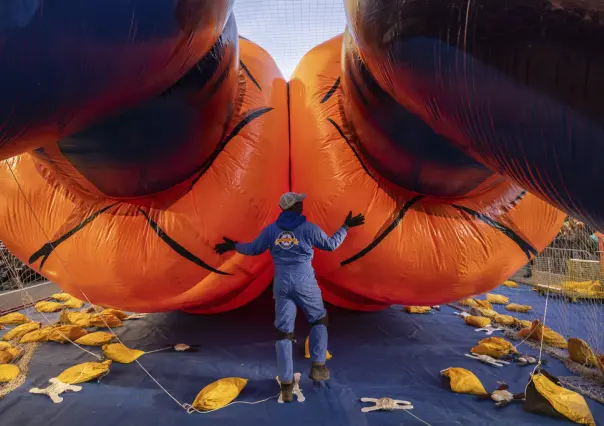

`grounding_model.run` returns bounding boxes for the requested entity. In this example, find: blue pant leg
[294,279,328,364]
[274,293,297,383]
